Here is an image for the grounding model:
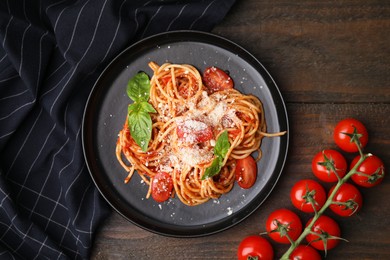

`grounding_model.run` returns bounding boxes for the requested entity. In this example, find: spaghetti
[116,62,285,206]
